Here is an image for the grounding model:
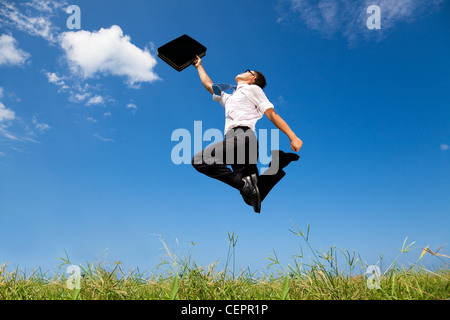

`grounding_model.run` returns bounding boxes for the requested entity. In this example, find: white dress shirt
[213,84,274,134]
